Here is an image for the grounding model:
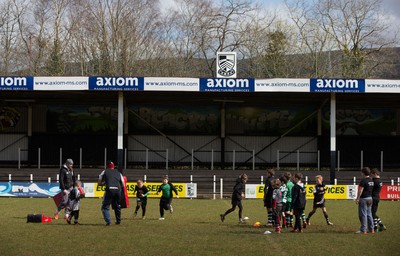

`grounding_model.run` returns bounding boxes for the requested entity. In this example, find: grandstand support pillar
[27,104,33,167]
[117,92,124,174]
[330,93,336,184]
